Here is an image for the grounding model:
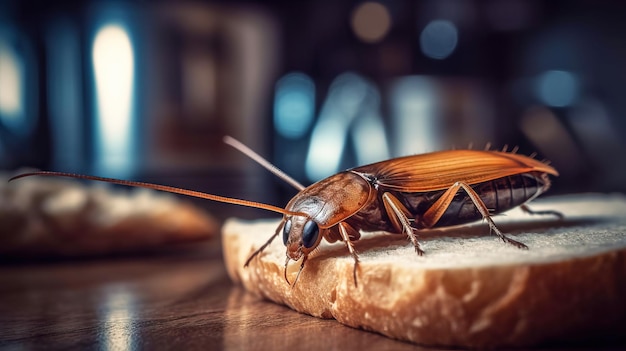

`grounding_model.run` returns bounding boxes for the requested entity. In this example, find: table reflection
[98,287,137,351]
